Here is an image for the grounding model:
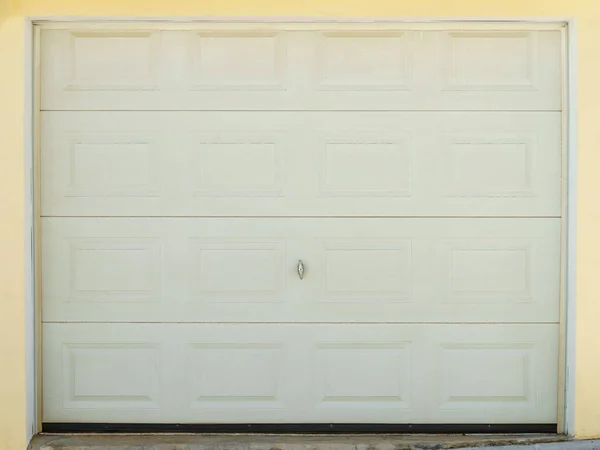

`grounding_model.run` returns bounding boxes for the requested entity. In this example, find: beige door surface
[40,24,562,424]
